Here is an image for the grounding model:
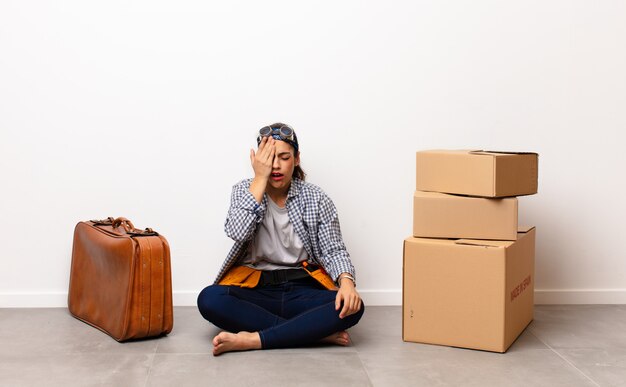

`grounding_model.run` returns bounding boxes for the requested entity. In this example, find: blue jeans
[197,277,365,349]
